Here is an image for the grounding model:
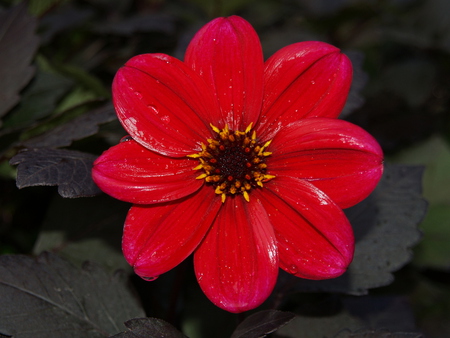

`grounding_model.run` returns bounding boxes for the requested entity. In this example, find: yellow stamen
[243,191,250,202]
[210,124,221,134]
[196,173,207,180]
